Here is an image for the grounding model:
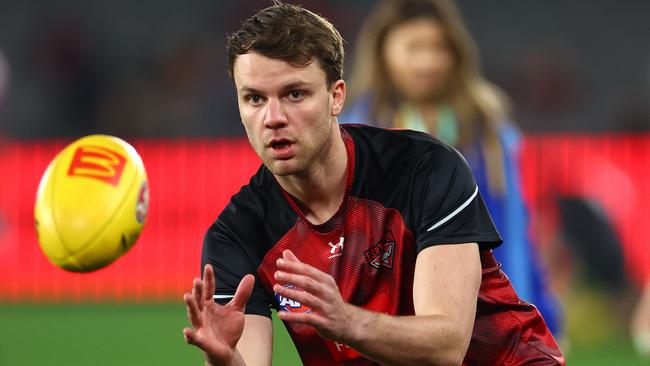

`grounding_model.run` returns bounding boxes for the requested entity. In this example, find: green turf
[566,339,647,366]
[0,303,646,365]
[0,303,300,366]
